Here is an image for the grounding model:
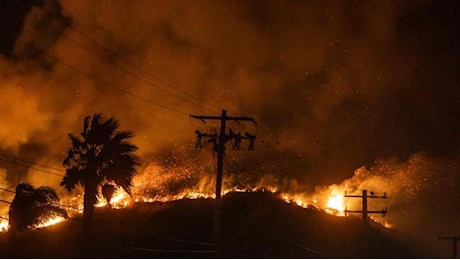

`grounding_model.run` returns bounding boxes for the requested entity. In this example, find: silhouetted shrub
[8,183,68,231]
